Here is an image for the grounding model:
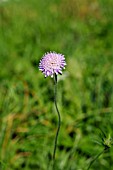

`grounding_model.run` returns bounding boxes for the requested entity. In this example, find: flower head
[39,52,66,77]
